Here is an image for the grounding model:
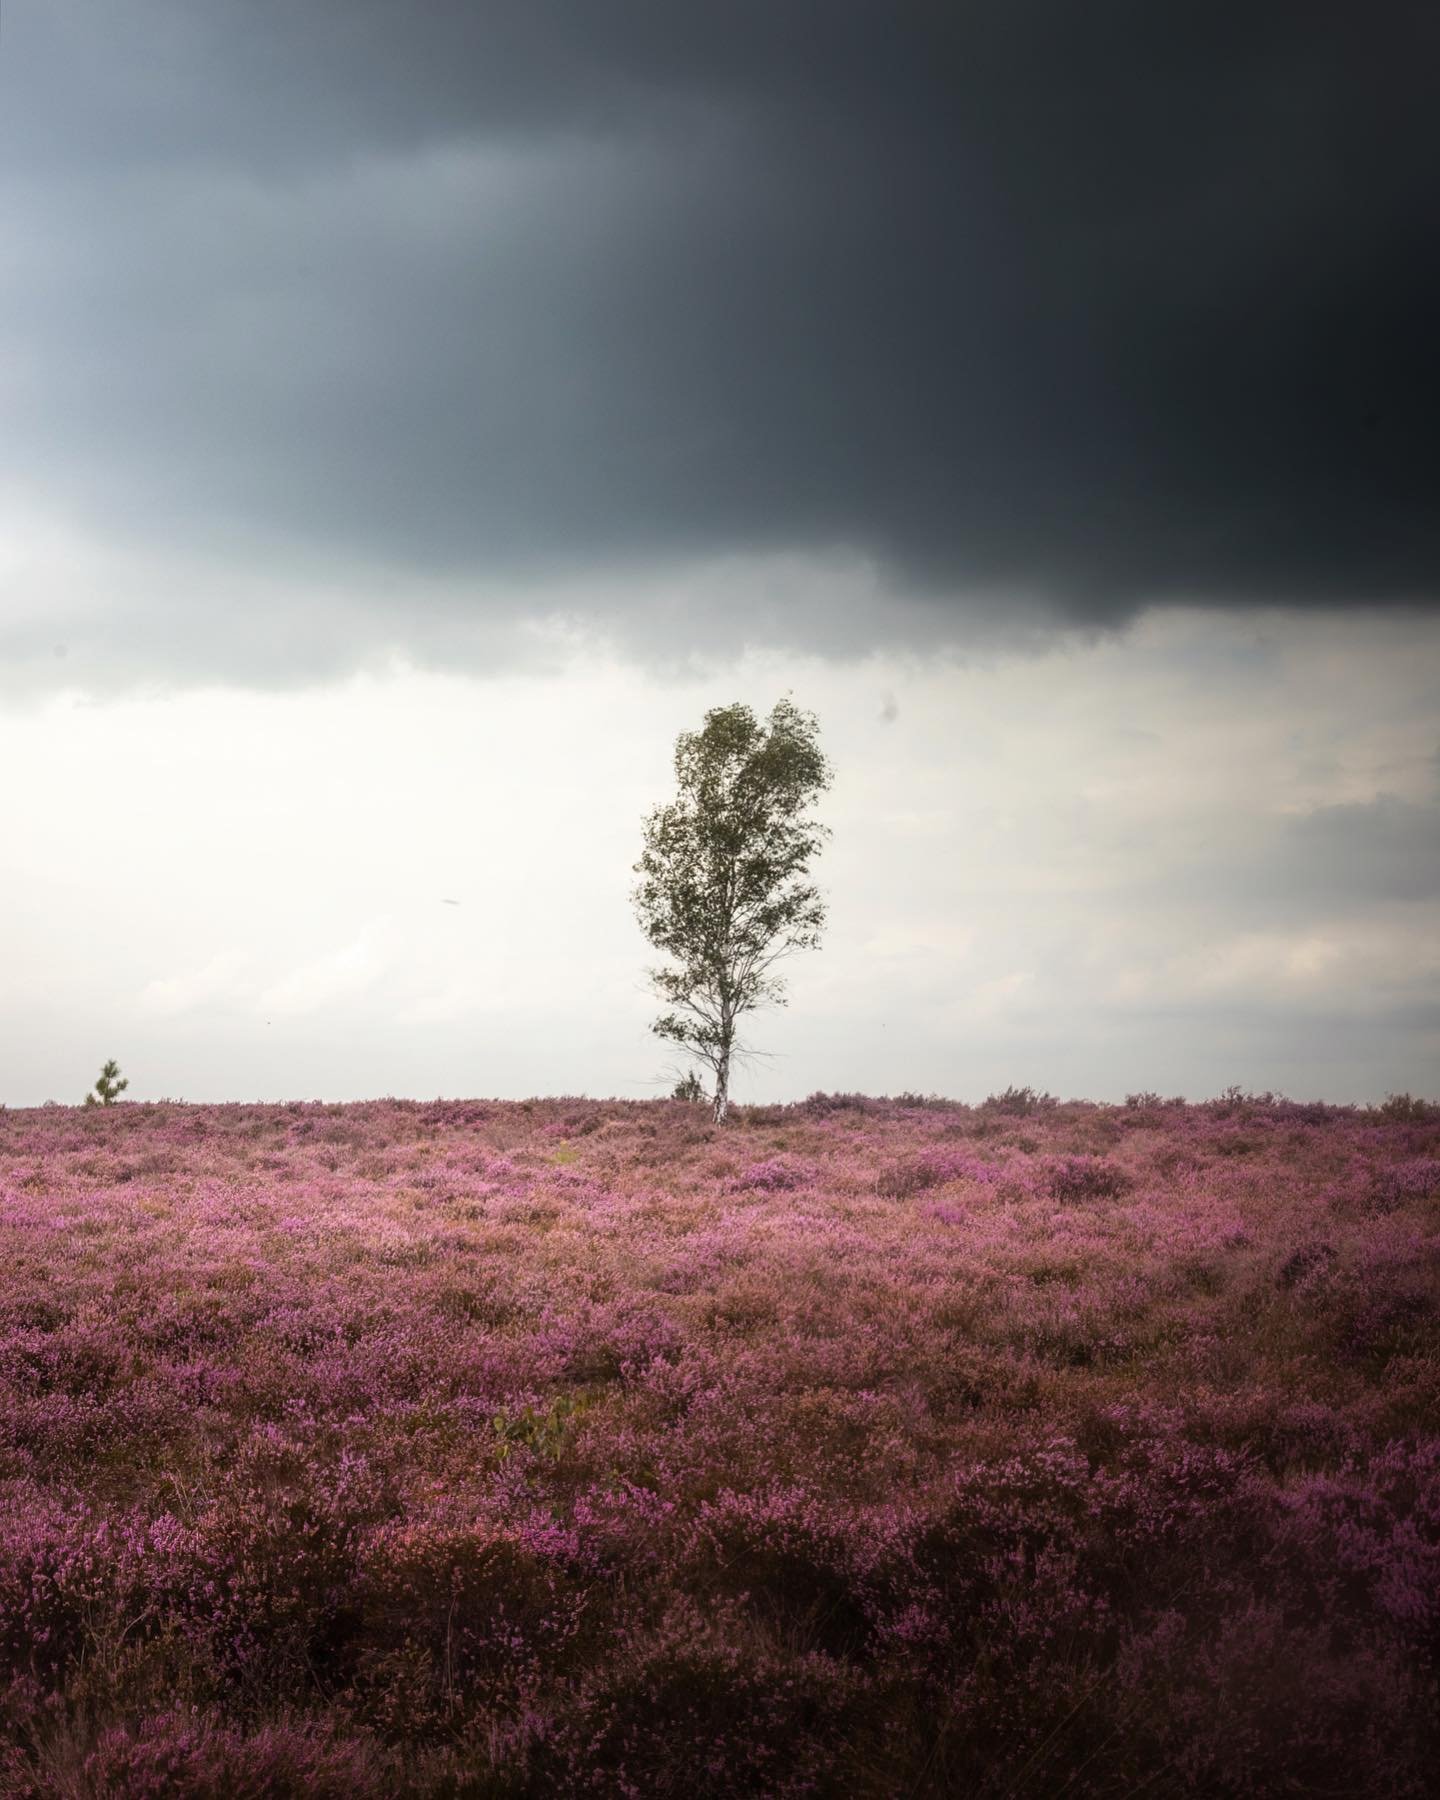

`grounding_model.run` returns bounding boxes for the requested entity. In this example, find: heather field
[1,1093,1438,1798]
